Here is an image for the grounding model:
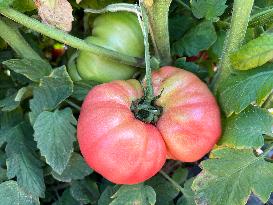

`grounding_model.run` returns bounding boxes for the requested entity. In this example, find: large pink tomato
[77,66,221,184]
